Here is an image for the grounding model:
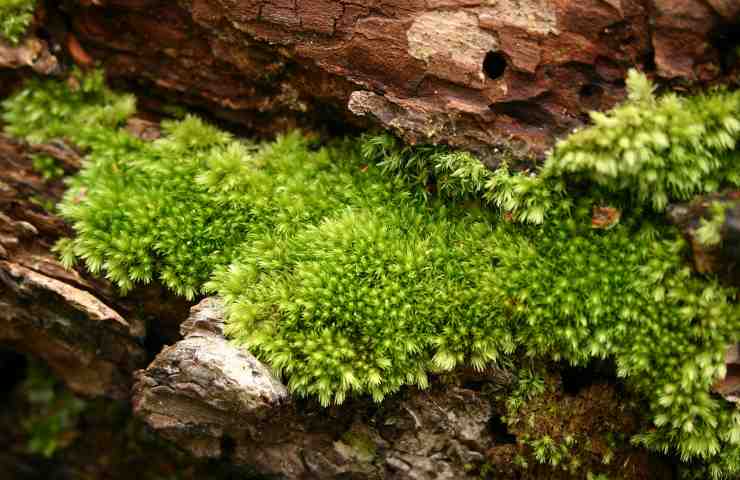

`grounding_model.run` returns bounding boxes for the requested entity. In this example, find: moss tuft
[0,0,36,44]
[363,70,740,223]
